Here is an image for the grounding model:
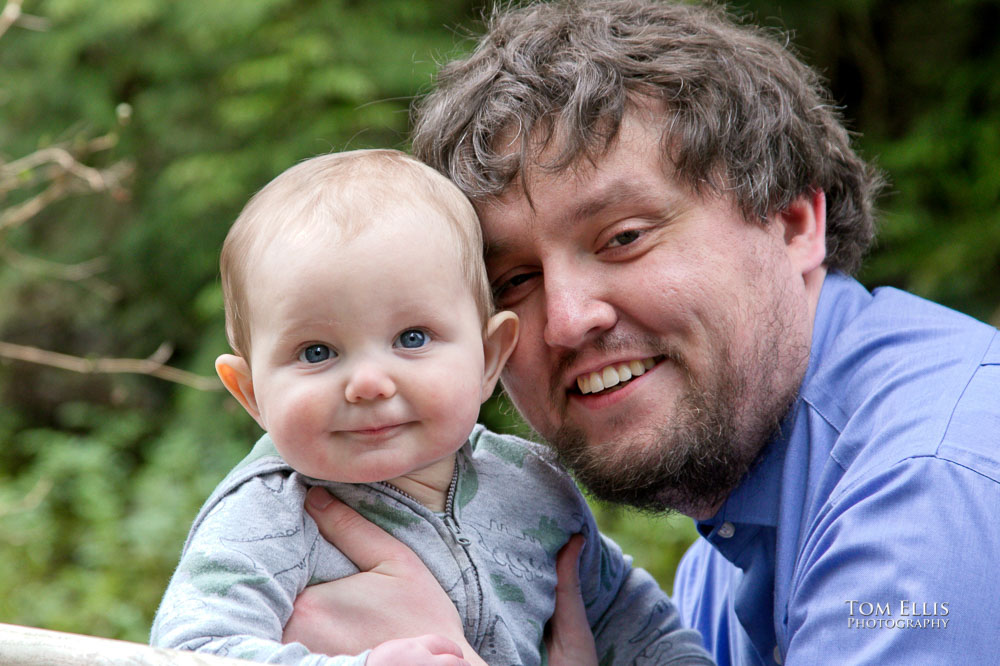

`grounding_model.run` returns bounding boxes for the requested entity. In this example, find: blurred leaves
[0,0,485,640]
[2,0,999,644]
[750,0,1000,322]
